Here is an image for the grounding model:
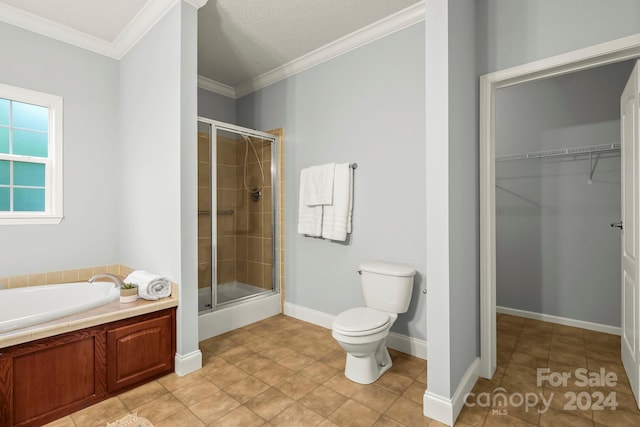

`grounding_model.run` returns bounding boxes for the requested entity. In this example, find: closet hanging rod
[496,143,620,162]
